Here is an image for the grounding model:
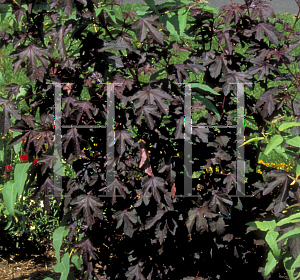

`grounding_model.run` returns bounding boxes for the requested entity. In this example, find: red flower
[22,138,26,143]
[20,154,28,161]
[32,158,38,164]
[5,165,12,172]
